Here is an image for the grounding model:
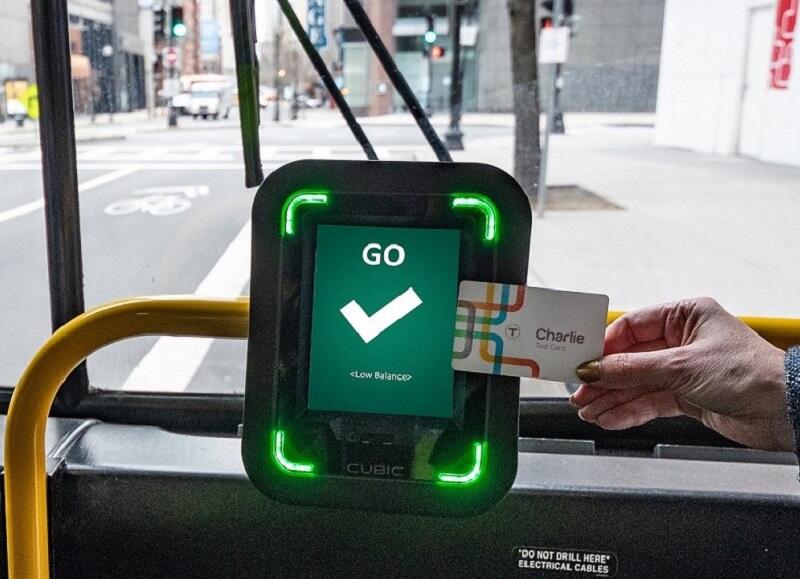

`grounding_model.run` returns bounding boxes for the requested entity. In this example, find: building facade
[336,0,665,115]
[655,0,800,167]
[0,0,148,117]
[476,0,665,112]
[68,0,148,113]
